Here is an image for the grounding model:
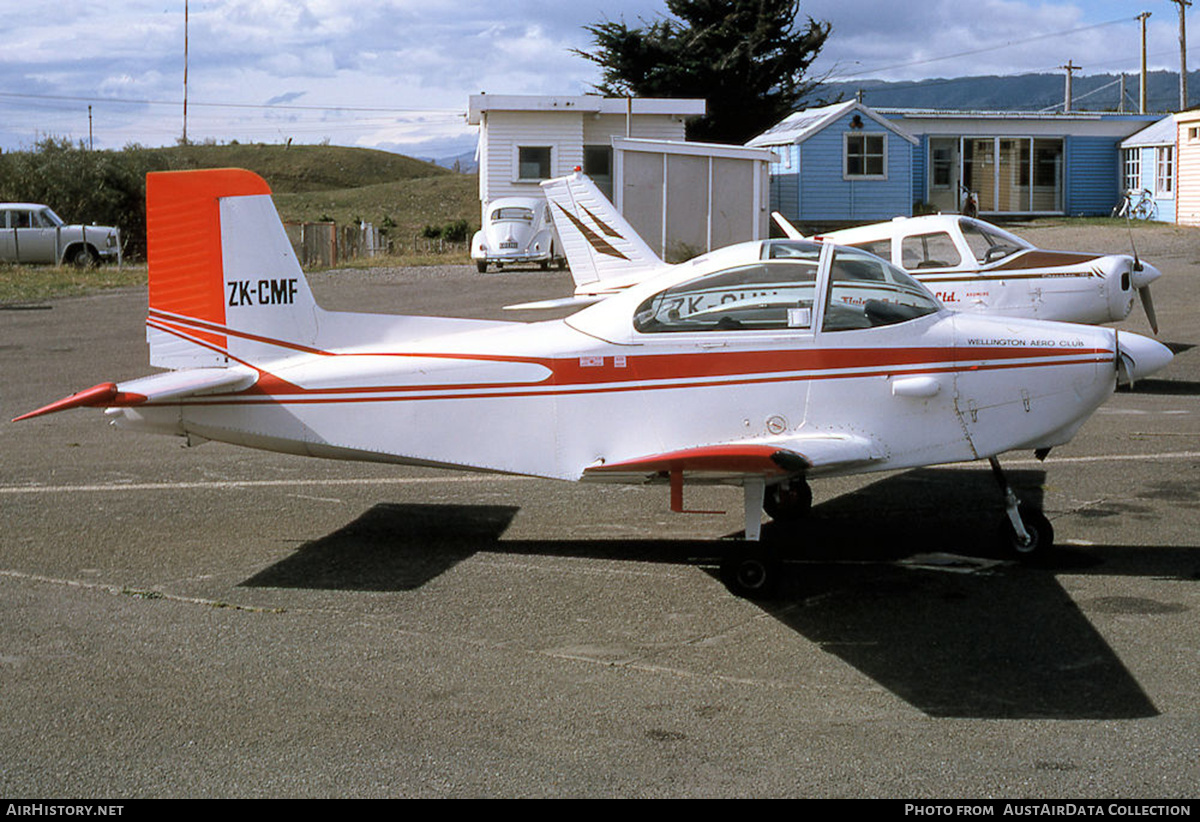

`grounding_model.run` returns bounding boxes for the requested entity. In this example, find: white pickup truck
[1,203,121,266]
